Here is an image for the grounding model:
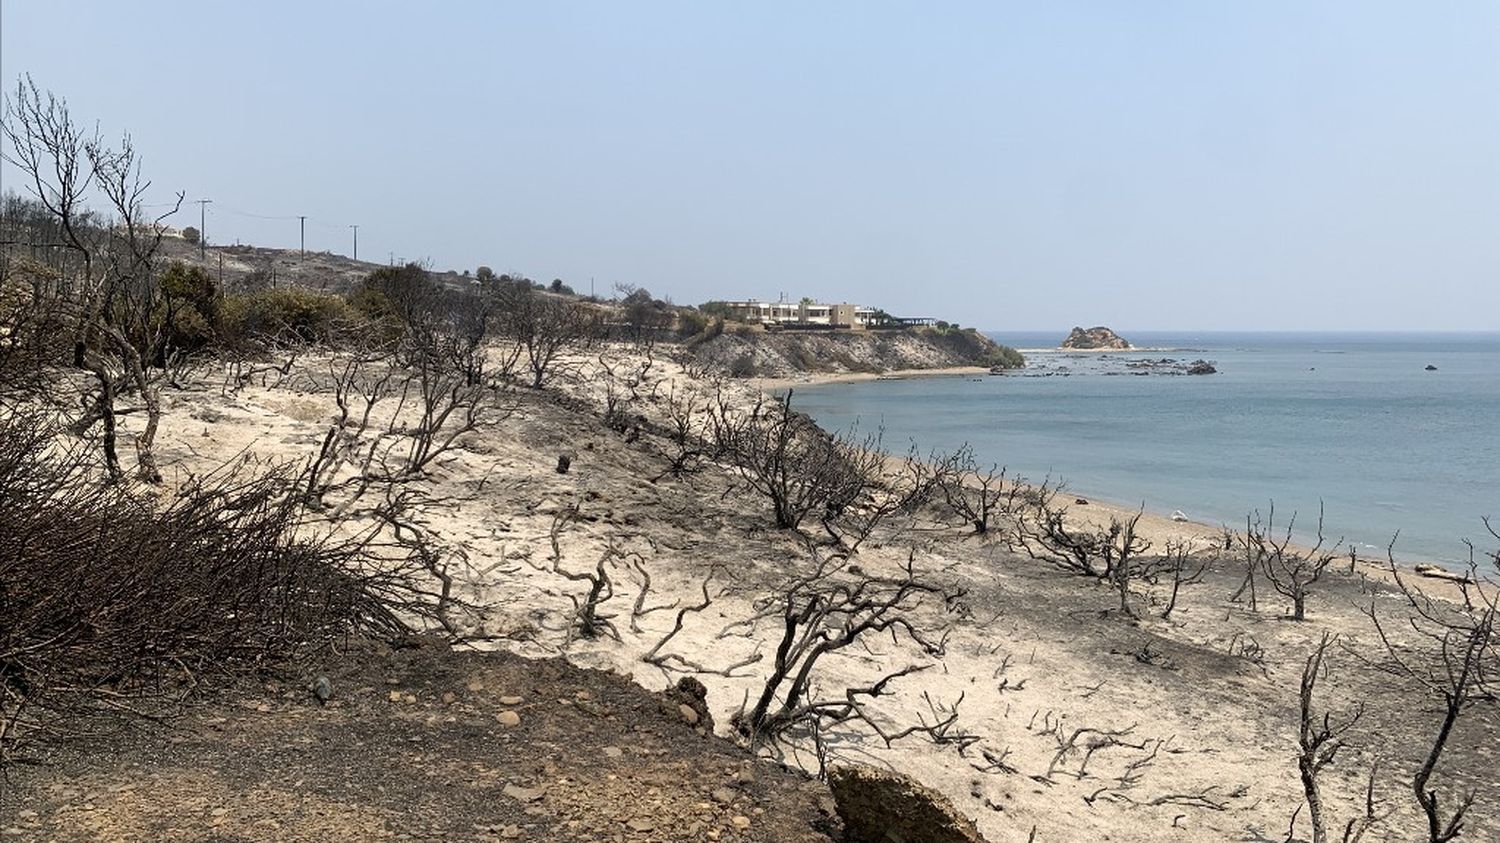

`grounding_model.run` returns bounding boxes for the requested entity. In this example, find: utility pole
[350,224,358,261]
[298,215,306,257]
[194,199,212,260]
